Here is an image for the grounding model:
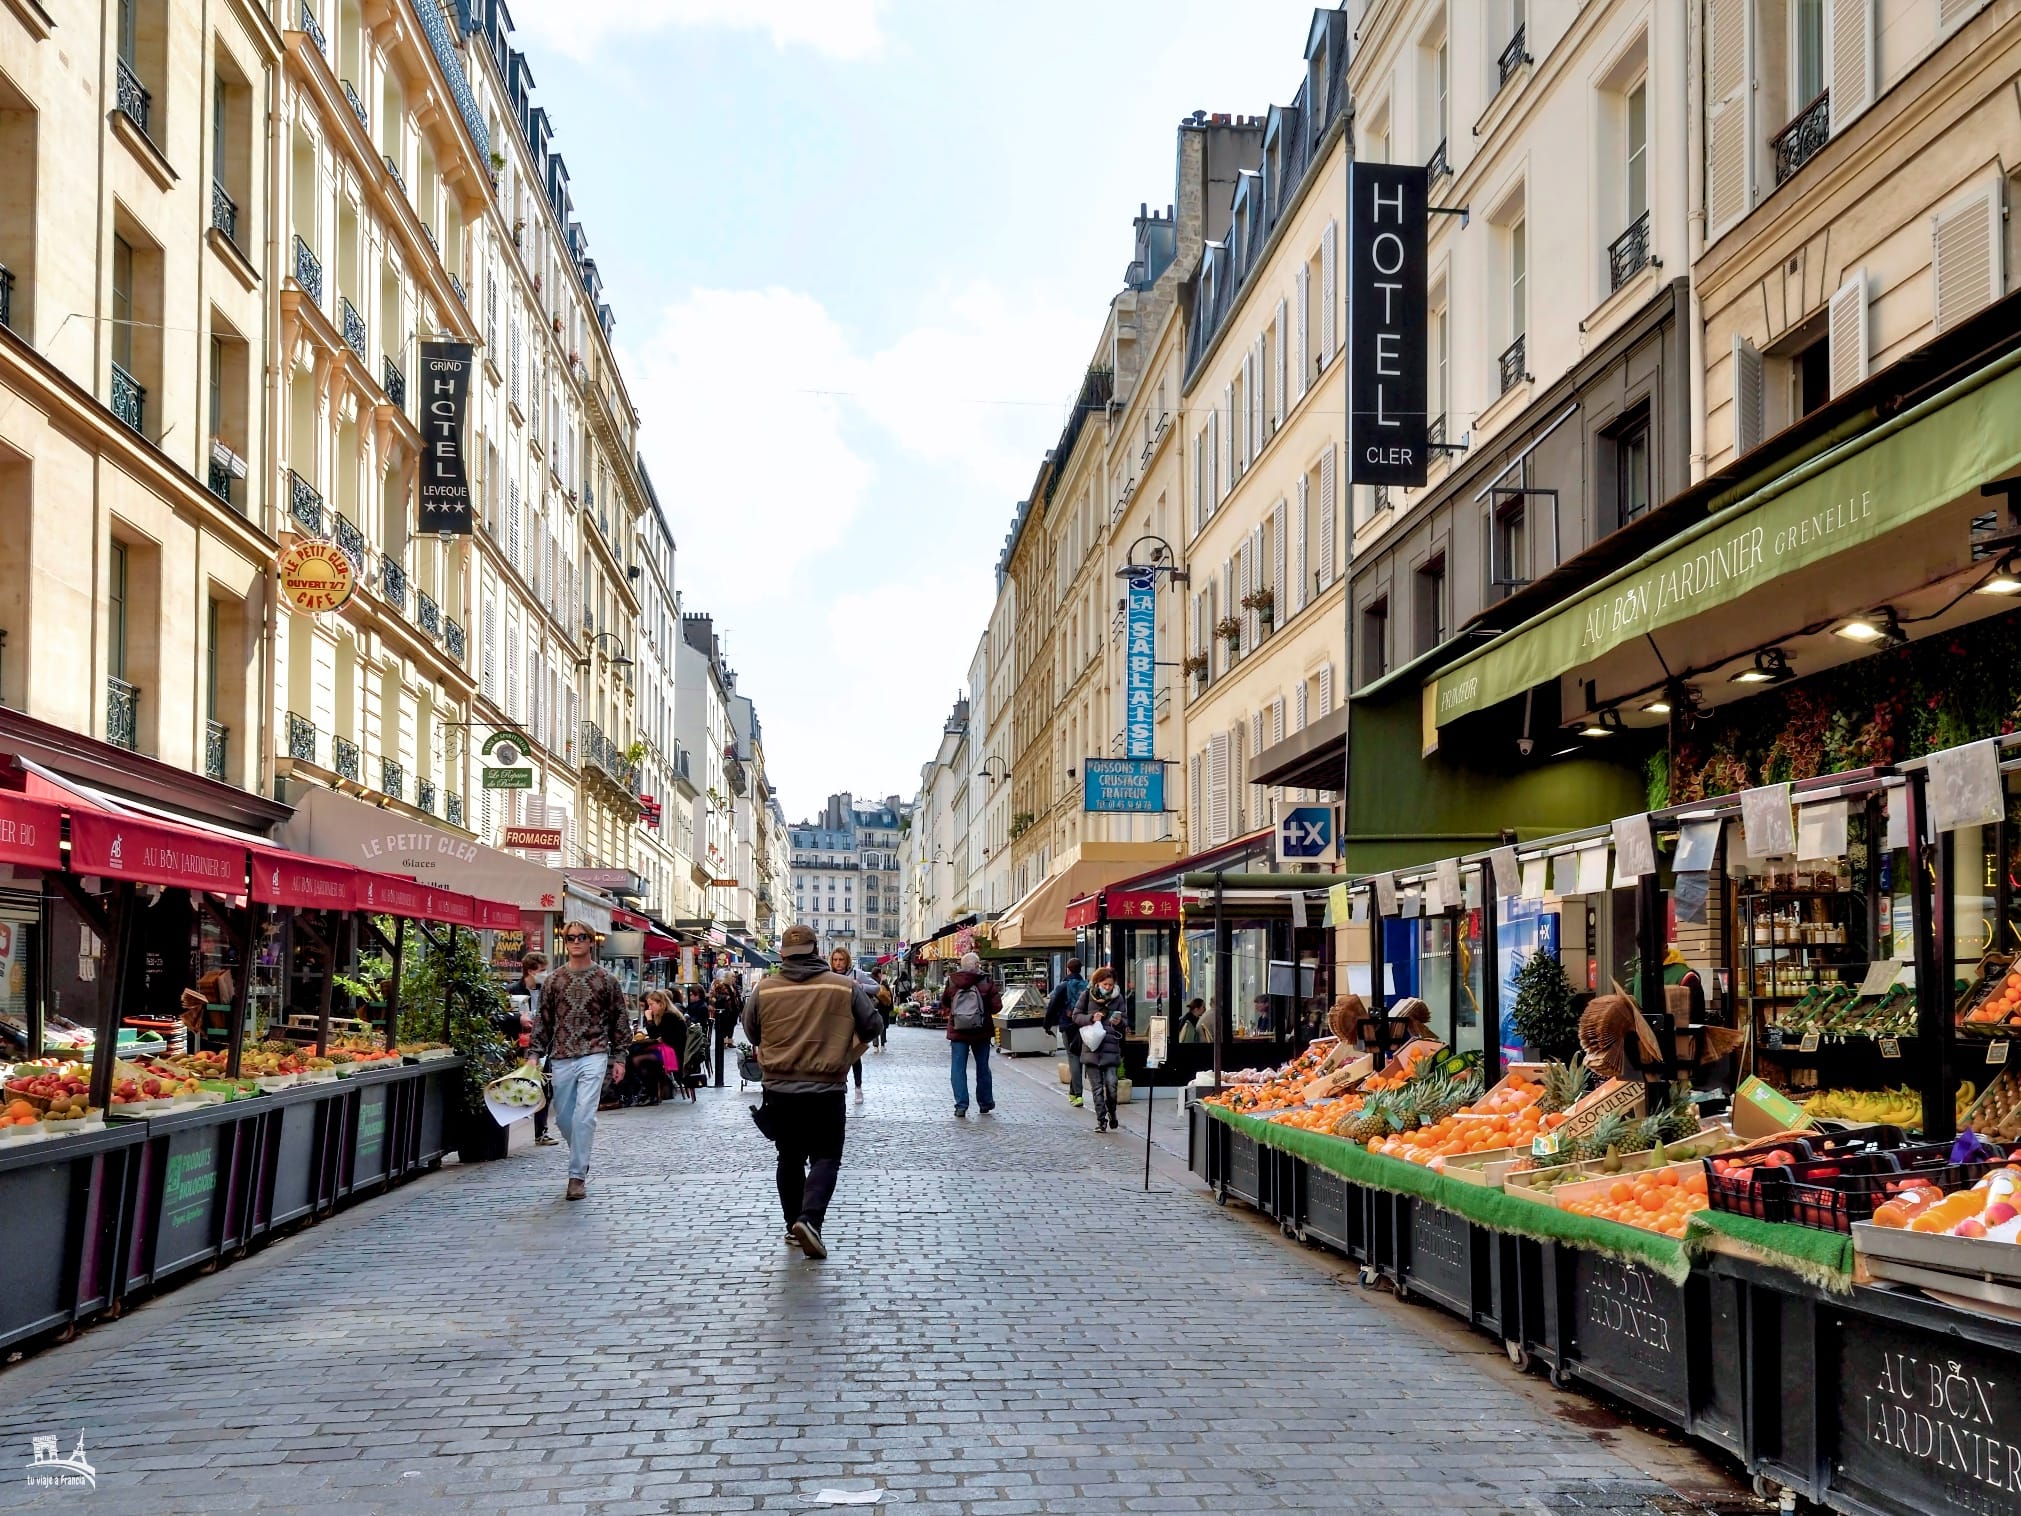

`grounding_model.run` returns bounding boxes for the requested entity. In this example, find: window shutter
[1828,270,1869,397]
[1705,0,1755,240]
[1318,662,1334,717]
[1294,266,1311,399]
[1206,412,1219,513]
[506,630,520,722]
[1252,335,1266,453]
[1829,0,1875,134]
[1274,299,1289,428]
[1221,383,1234,488]
[1189,752,1204,838]
[1230,722,1248,833]
[481,599,497,700]
[1241,350,1255,469]
[1246,524,1264,644]
[1319,220,1339,368]
[1250,710,1264,765]
[1732,334,1765,454]
[1272,499,1288,624]
[1941,0,1988,27]
[1207,731,1230,845]
[1317,448,1337,589]
[1293,476,1309,613]
[1271,698,1286,746]
[1934,188,2002,332]
[1193,433,1207,533]
[1295,681,1308,732]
